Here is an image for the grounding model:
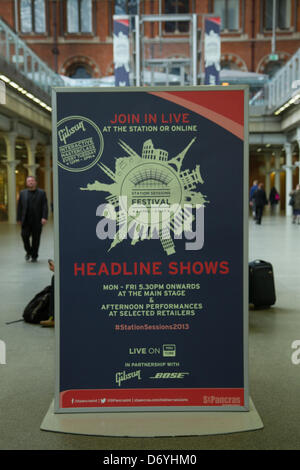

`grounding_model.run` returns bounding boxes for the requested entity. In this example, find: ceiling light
[0,74,50,112]
[9,81,20,89]
[0,75,10,83]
